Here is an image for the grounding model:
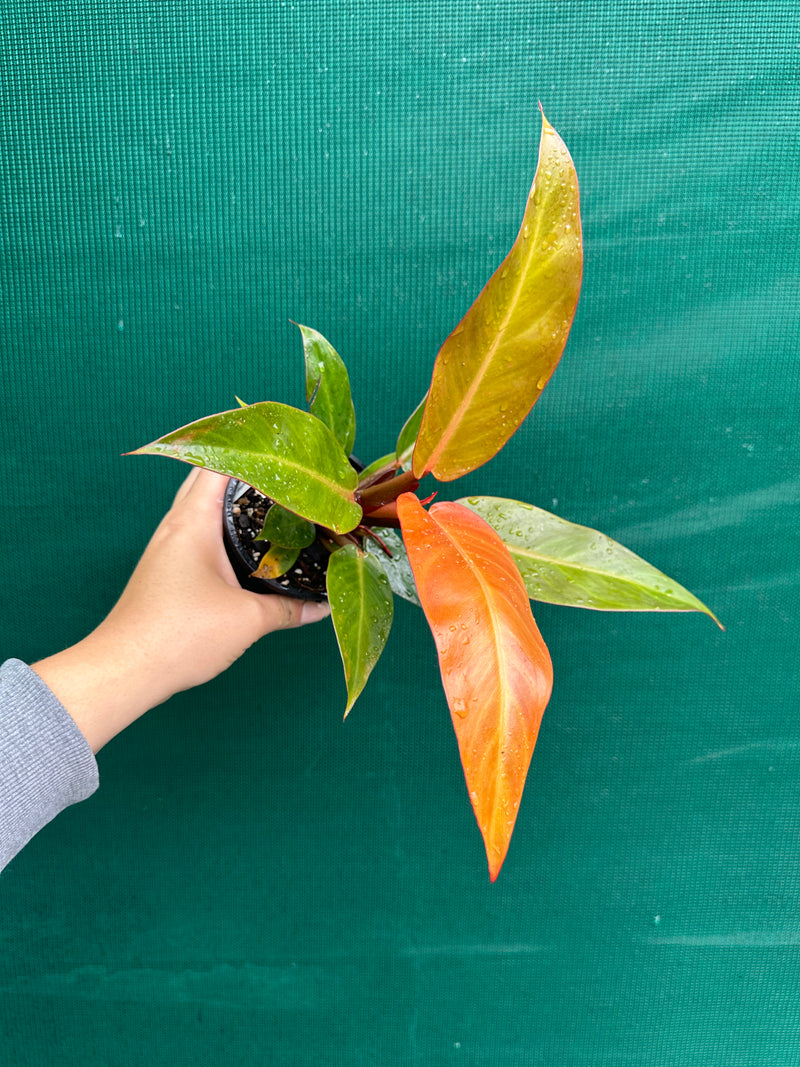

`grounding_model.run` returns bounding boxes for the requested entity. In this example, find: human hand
[33,468,330,751]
